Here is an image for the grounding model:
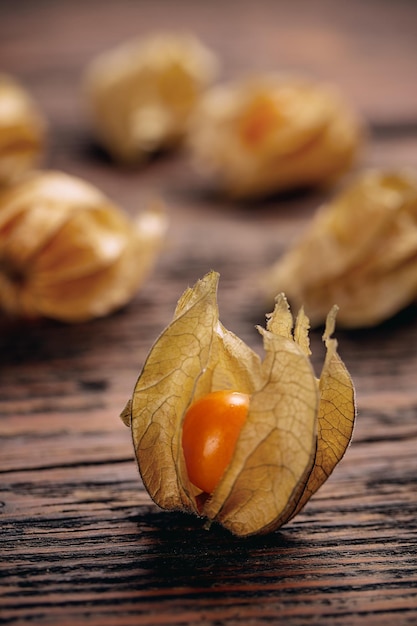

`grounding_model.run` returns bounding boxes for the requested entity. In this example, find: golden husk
[0,170,167,322]
[84,33,219,163]
[262,169,417,328]
[122,271,355,536]
[187,74,364,199]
